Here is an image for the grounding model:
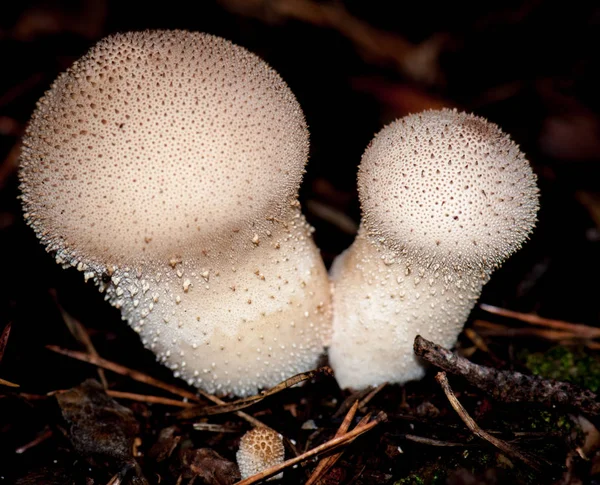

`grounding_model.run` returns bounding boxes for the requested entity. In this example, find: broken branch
[414,335,600,417]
